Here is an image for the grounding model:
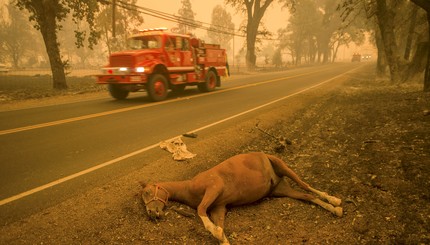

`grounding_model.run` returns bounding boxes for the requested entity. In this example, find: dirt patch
[1,69,429,244]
